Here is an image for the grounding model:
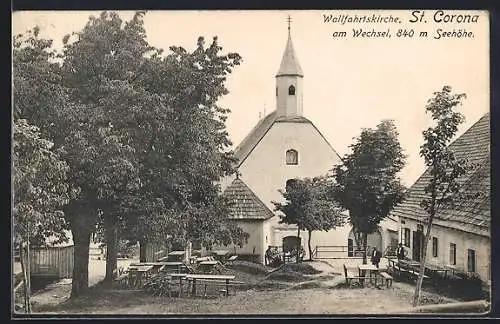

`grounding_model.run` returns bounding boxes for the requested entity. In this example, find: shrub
[227,260,268,275]
[235,253,261,263]
[143,274,173,296]
[266,270,308,282]
[281,263,322,275]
